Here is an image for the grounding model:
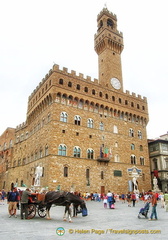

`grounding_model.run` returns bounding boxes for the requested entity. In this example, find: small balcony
[97,156,110,163]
